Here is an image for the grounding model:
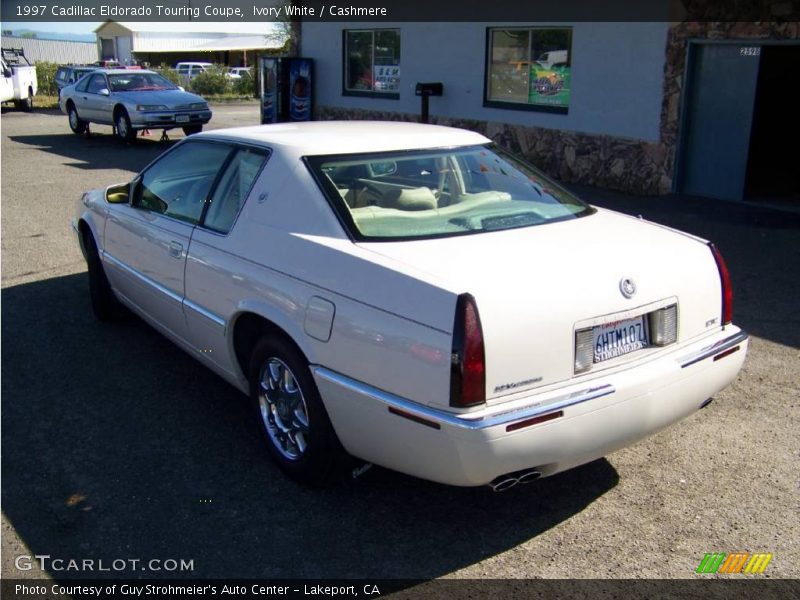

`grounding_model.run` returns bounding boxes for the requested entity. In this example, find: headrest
[380,186,437,211]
